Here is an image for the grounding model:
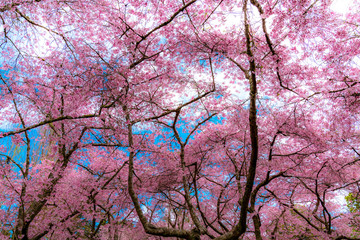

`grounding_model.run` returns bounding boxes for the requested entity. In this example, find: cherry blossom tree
[1,0,360,239]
